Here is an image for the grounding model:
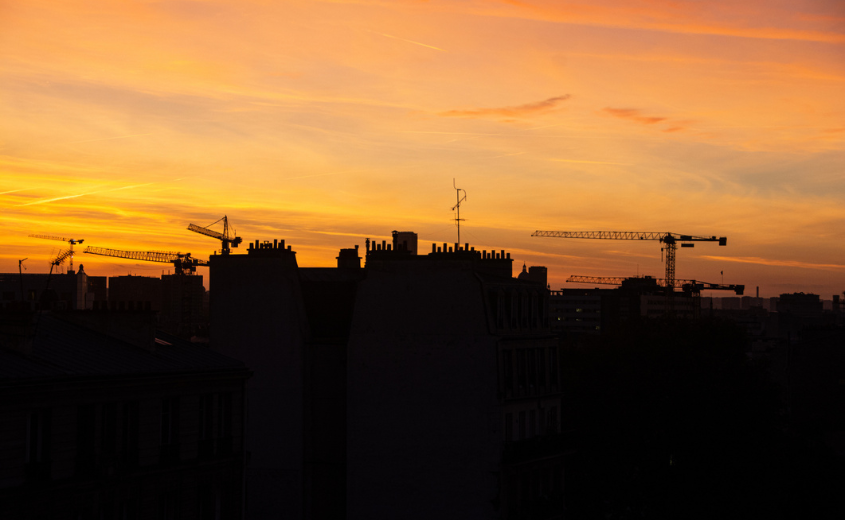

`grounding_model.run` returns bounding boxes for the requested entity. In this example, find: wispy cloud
[704,255,845,271]
[64,133,154,145]
[17,183,156,207]
[602,107,693,133]
[603,108,666,125]
[549,158,628,165]
[379,33,445,52]
[440,95,571,119]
